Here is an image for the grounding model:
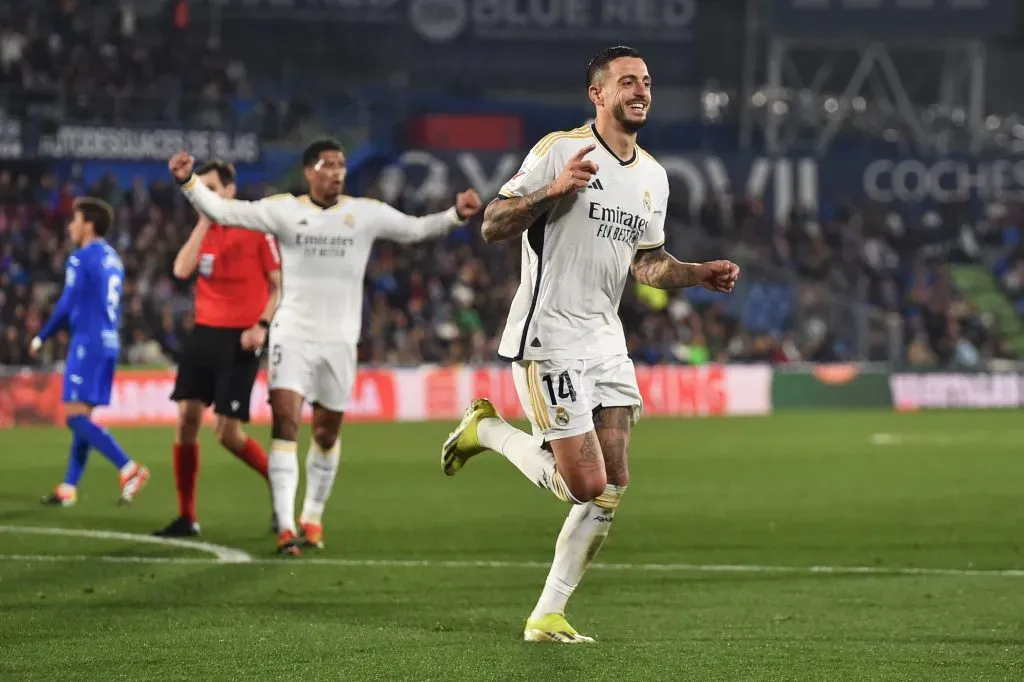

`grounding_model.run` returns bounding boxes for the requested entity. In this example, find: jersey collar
[590,123,637,167]
[300,194,345,210]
